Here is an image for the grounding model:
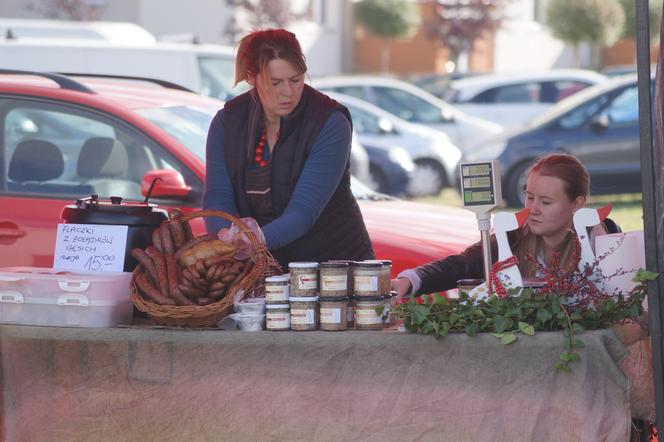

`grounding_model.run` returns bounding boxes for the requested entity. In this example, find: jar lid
[289,296,319,302]
[319,261,349,269]
[354,295,384,301]
[289,262,319,269]
[265,303,290,309]
[351,261,383,268]
[362,259,392,266]
[265,274,290,283]
[319,296,351,302]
